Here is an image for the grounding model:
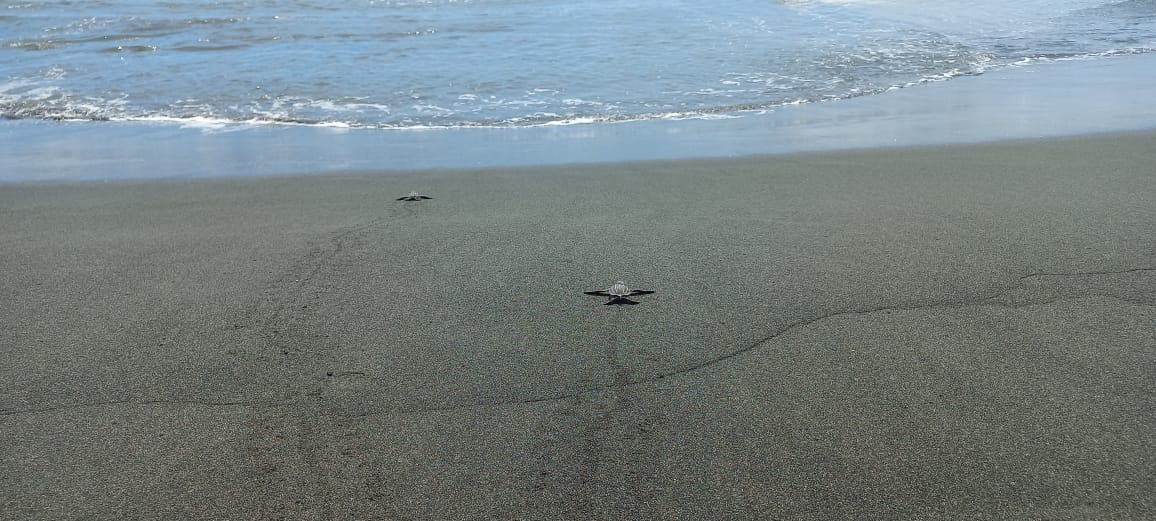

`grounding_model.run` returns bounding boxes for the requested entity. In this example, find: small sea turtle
[397,191,433,201]
[584,280,655,305]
